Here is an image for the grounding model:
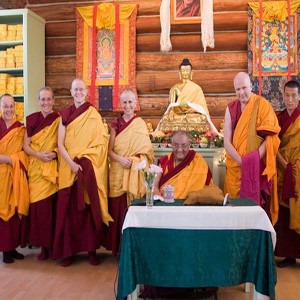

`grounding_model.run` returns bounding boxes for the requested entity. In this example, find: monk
[275,80,300,268]
[224,72,281,224]
[154,130,212,199]
[107,89,154,255]
[143,130,216,299]
[52,78,112,267]
[0,94,29,263]
[23,87,59,260]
